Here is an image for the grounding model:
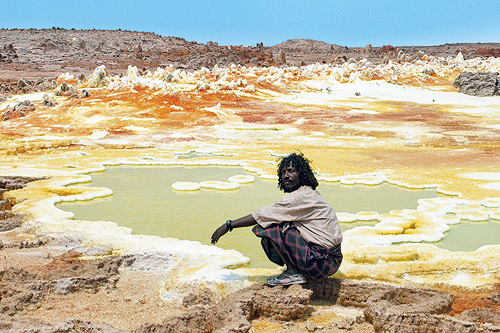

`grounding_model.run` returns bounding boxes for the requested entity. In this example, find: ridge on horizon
[1,27,498,49]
